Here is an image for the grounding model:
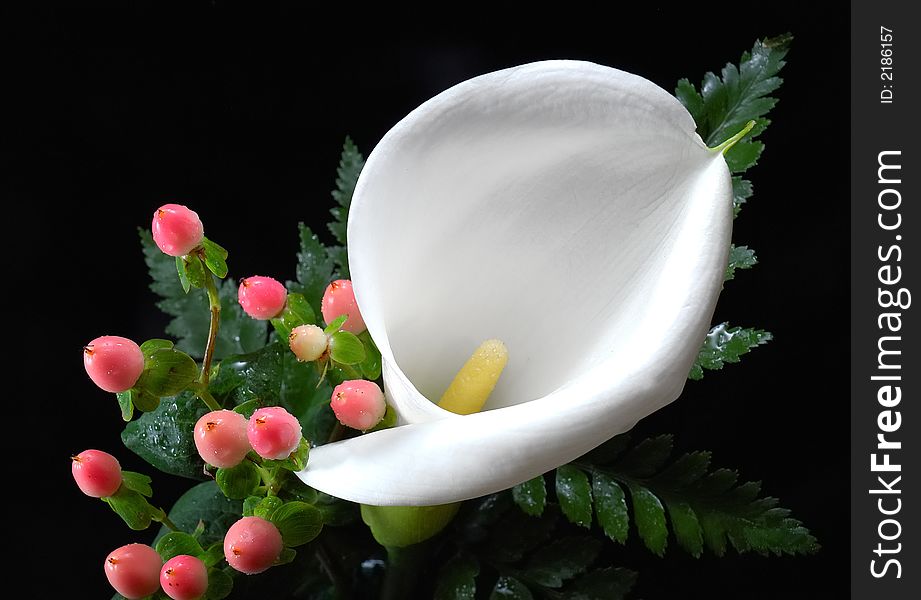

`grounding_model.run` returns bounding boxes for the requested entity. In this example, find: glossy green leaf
[215,461,261,499]
[434,554,479,600]
[555,466,592,528]
[615,434,673,477]
[271,501,323,547]
[270,292,317,341]
[133,389,161,412]
[628,484,668,556]
[591,472,628,544]
[725,245,757,281]
[136,347,198,397]
[667,501,704,557]
[732,176,753,217]
[120,471,153,497]
[490,576,533,600]
[122,391,208,480]
[232,398,261,419]
[103,487,154,530]
[201,542,224,567]
[512,475,546,517]
[725,139,764,172]
[274,547,297,566]
[156,531,204,561]
[689,323,772,380]
[327,136,365,276]
[288,223,336,318]
[116,389,135,421]
[203,567,233,600]
[254,496,284,521]
[140,339,175,354]
[358,330,382,380]
[324,315,348,335]
[157,482,243,546]
[676,34,791,151]
[329,330,365,365]
[201,237,229,279]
